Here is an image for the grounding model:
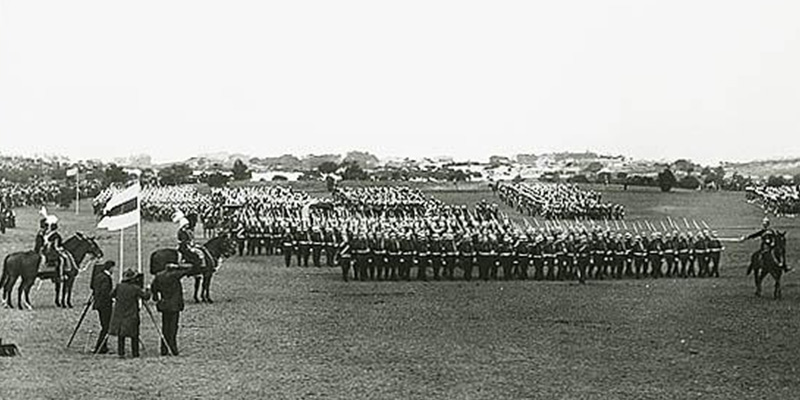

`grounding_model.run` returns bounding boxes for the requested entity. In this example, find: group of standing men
[89,261,188,357]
